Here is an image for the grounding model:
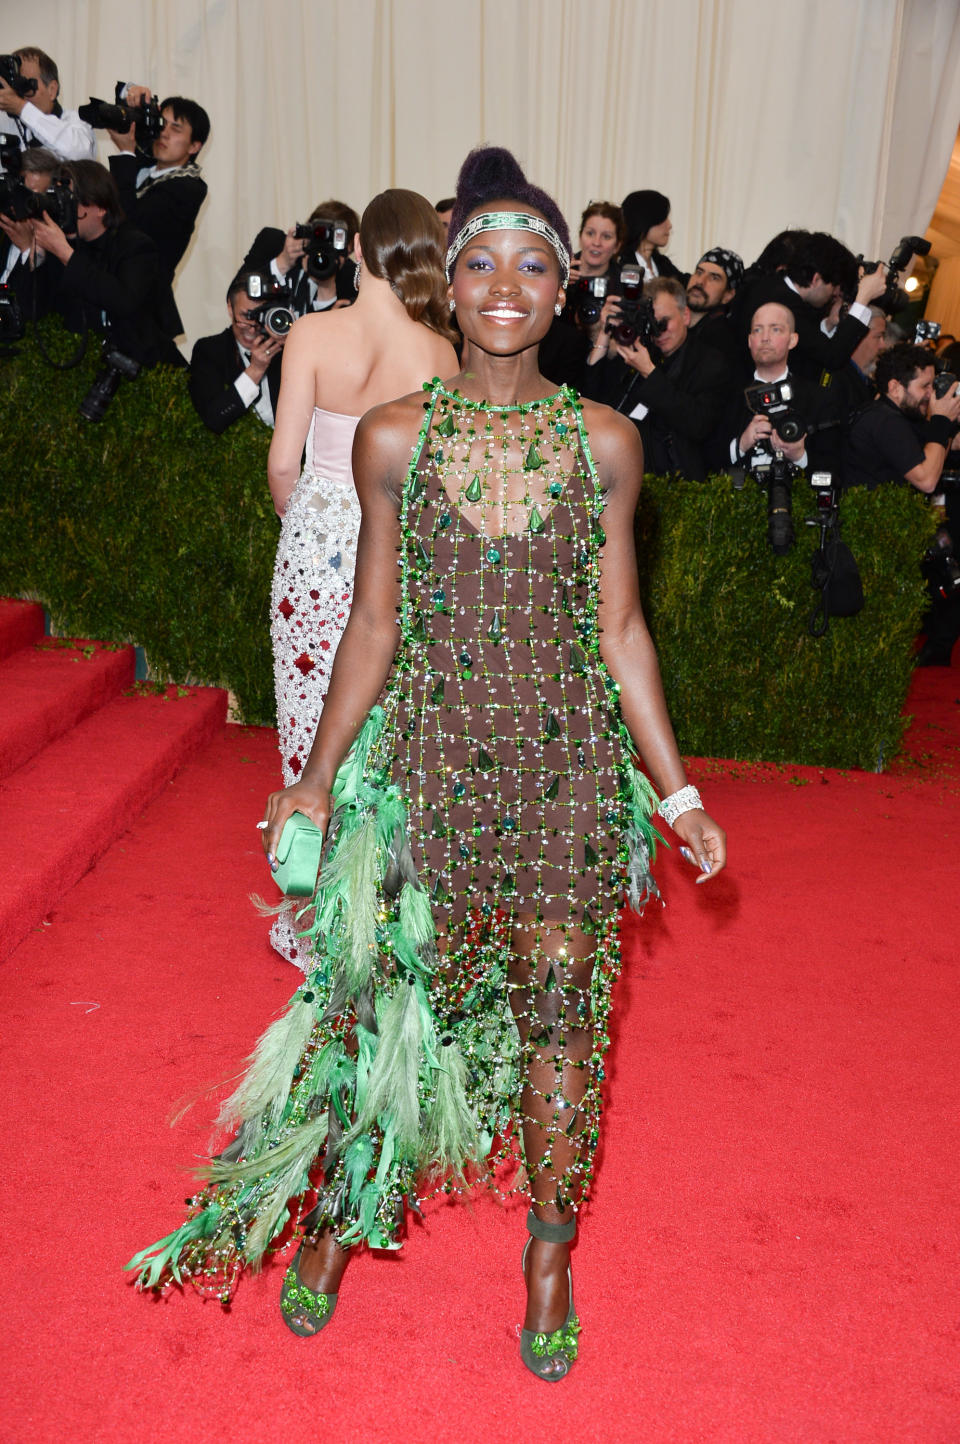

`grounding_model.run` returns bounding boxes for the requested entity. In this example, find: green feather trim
[331,707,384,809]
[206,1113,329,1190]
[316,814,379,993]
[350,980,422,1151]
[125,1206,223,1289]
[216,994,317,1133]
[622,749,664,913]
[398,881,435,954]
[422,1043,479,1177]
